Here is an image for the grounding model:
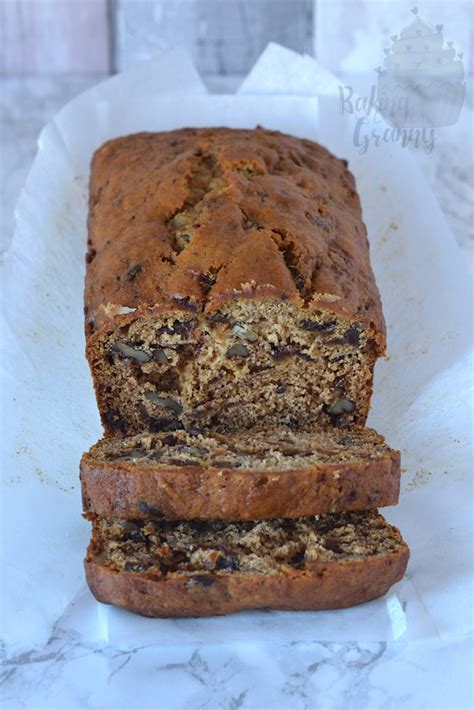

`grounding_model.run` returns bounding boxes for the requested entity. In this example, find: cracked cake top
[85,127,385,349]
